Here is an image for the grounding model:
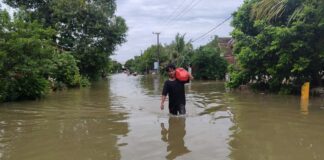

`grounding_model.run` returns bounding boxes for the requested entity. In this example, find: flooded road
[0,73,324,160]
